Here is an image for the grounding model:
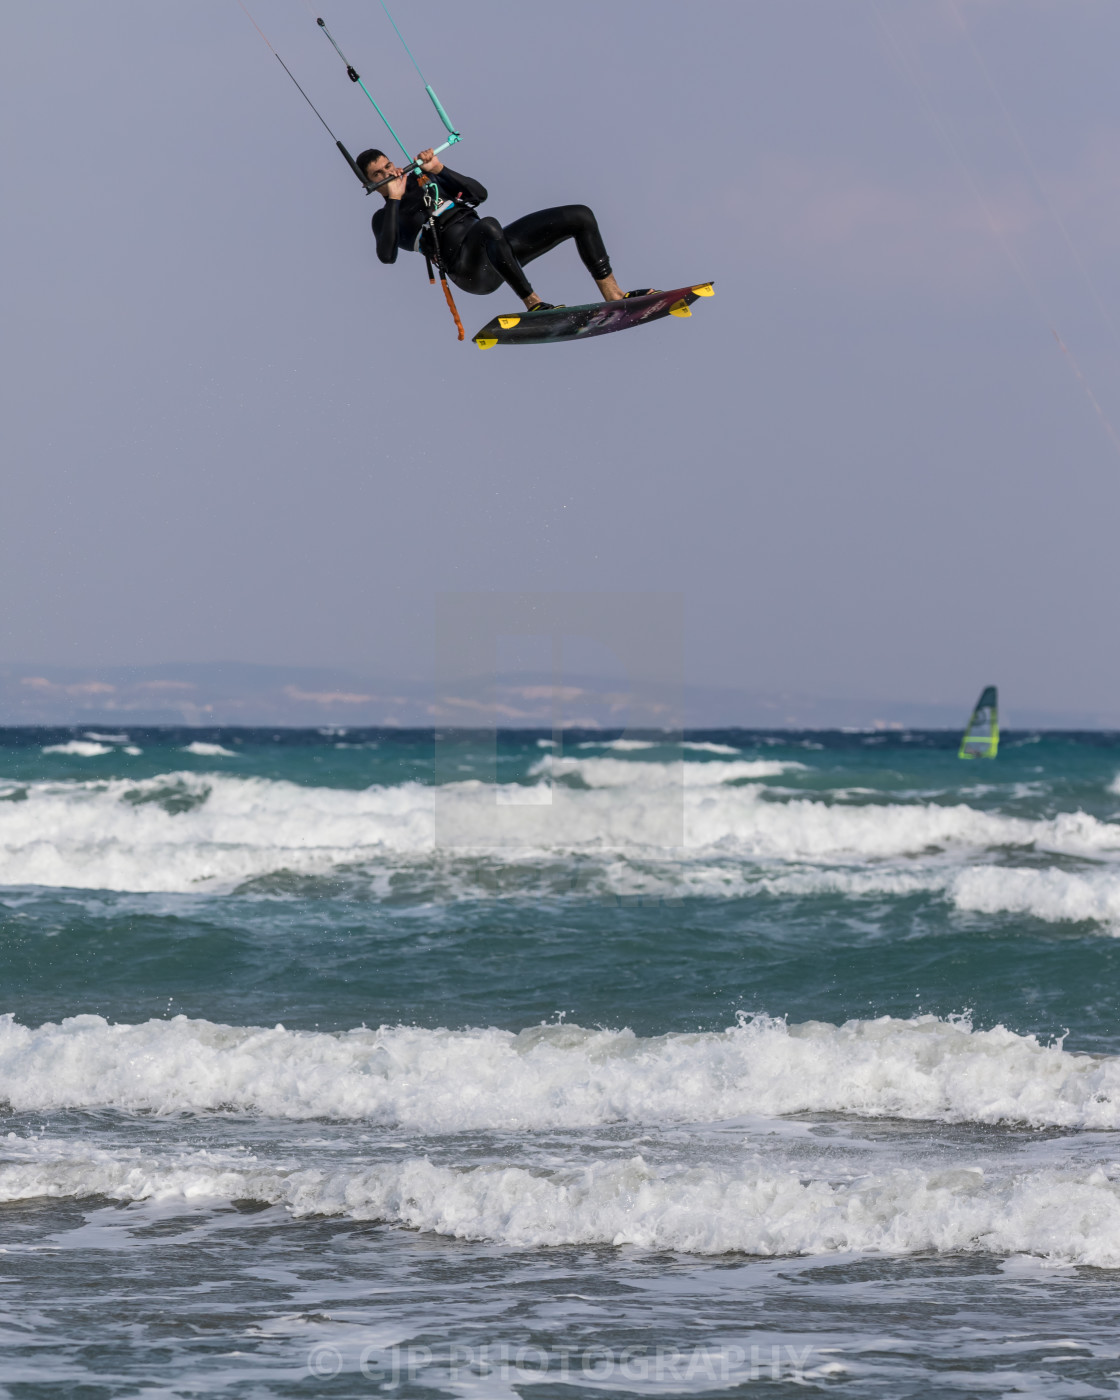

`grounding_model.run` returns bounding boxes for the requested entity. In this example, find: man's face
[363,154,399,189]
